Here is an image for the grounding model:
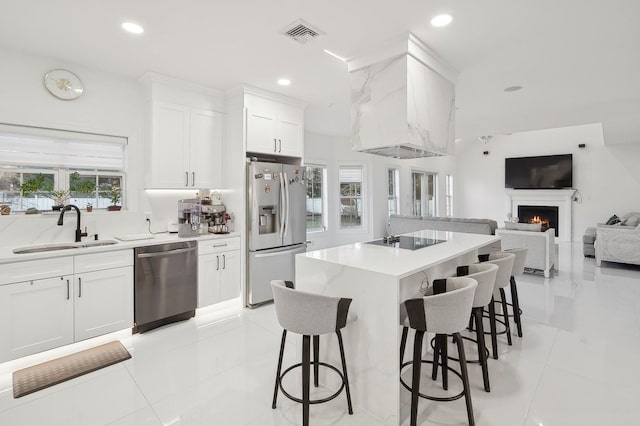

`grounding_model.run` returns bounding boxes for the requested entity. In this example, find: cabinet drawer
[74,250,133,273]
[0,257,73,286]
[198,237,240,255]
